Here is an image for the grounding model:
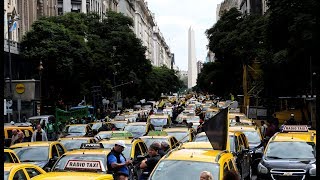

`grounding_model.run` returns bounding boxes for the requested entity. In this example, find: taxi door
[239,134,251,179]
